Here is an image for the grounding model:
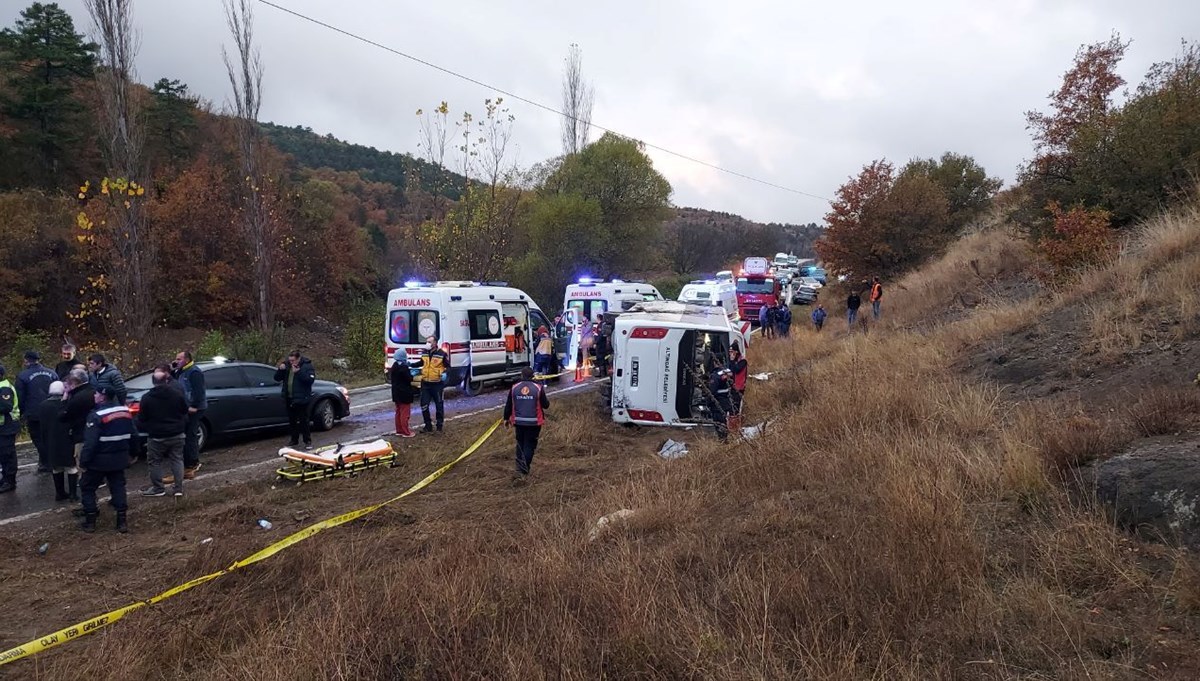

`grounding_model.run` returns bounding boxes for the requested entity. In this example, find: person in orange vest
[870,276,884,320]
[503,366,550,480]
